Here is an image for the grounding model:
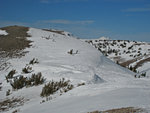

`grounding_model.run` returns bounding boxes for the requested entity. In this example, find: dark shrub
[26,72,45,87]
[10,75,27,89]
[129,66,137,73]
[5,69,16,81]
[138,48,142,50]
[29,58,39,65]
[10,73,45,90]
[128,45,133,50]
[141,72,146,77]
[22,66,32,74]
[40,78,74,97]
[68,49,73,55]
